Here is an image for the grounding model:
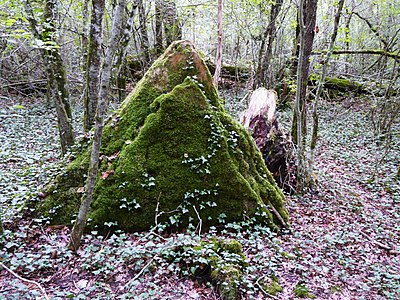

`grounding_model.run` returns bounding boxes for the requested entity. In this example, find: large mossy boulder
[38,40,288,232]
